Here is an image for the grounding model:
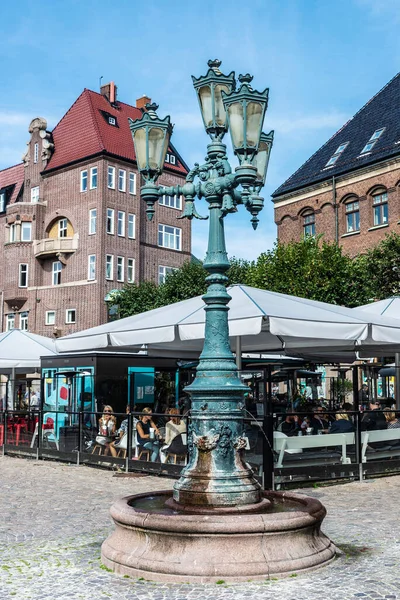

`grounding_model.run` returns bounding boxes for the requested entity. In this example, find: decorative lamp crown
[192,59,236,140]
[222,73,269,164]
[129,102,173,183]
